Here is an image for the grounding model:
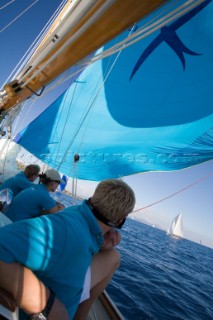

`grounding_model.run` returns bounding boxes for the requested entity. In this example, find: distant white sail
[167,213,183,238]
